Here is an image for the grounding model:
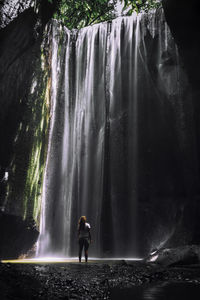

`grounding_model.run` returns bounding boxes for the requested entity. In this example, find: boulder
[0,213,39,259]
